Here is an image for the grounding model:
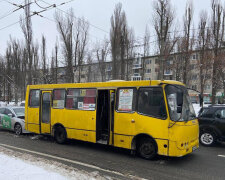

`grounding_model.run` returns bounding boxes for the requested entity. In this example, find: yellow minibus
[25,80,199,159]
